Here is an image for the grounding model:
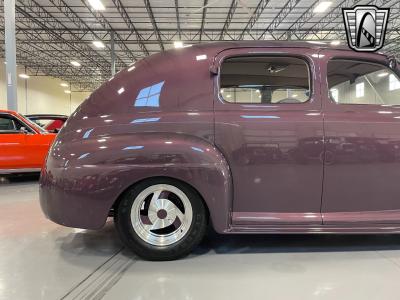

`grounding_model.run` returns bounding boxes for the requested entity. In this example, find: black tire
[115,177,208,261]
